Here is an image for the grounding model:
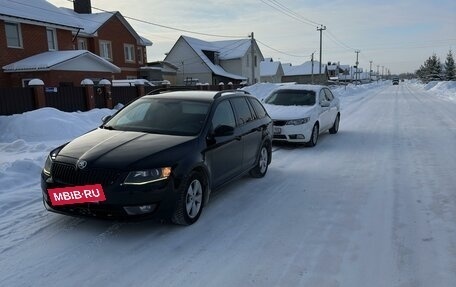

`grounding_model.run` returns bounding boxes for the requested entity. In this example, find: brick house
[0,0,152,87]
